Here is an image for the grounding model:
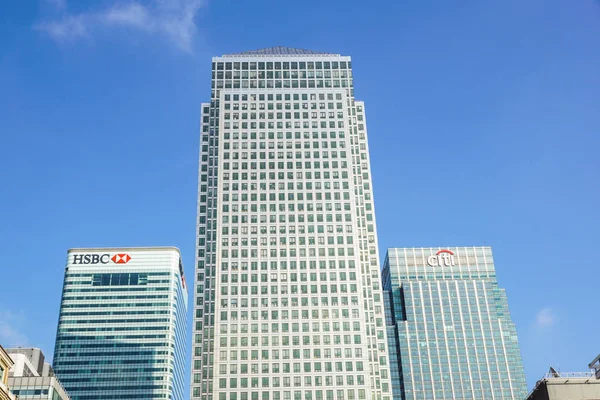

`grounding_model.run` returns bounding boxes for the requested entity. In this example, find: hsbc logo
[111,254,131,264]
[73,253,132,265]
[427,250,455,267]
